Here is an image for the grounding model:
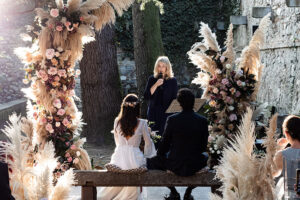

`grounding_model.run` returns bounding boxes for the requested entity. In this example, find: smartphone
[296,169,300,195]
